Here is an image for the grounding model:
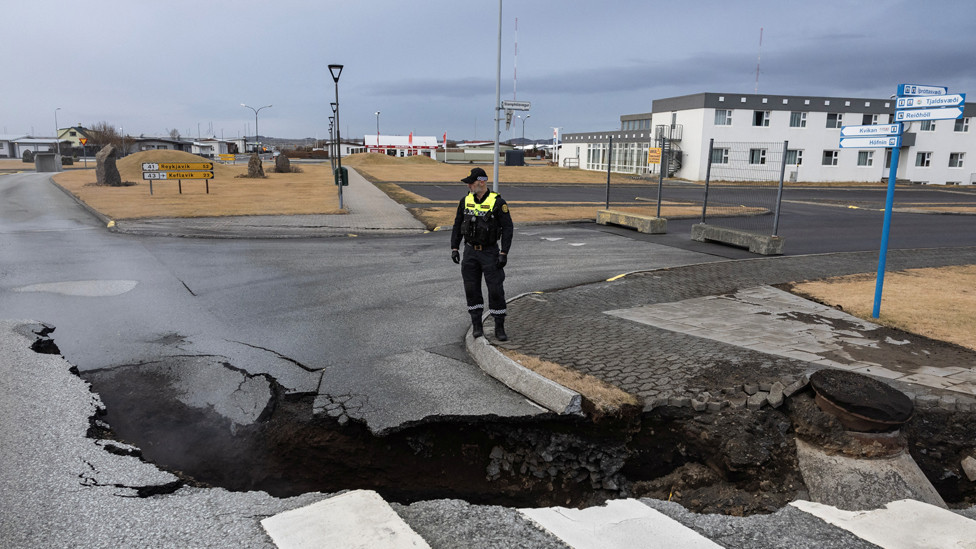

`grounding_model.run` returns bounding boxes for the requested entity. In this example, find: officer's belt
[465,243,495,251]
